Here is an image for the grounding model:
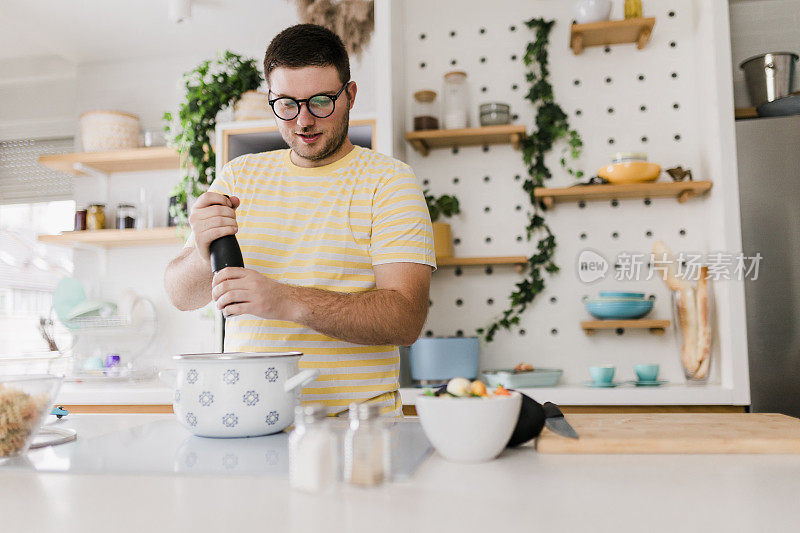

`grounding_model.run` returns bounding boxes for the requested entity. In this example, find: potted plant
[162,51,262,225]
[424,190,460,258]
